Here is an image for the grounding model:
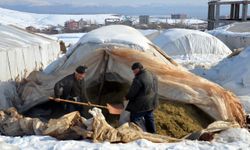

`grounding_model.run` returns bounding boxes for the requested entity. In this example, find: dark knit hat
[75,65,88,74]
[131,62,143,70]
